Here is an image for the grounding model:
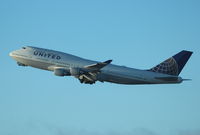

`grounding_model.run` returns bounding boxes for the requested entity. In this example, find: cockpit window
[22,47,26,49]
